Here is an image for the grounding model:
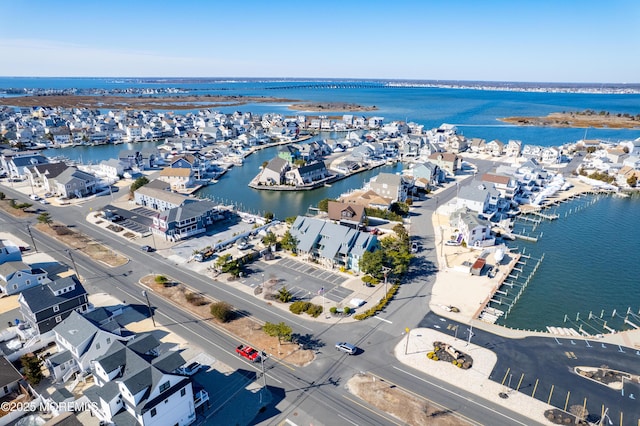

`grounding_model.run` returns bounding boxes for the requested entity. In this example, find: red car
[236,344,261,362]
